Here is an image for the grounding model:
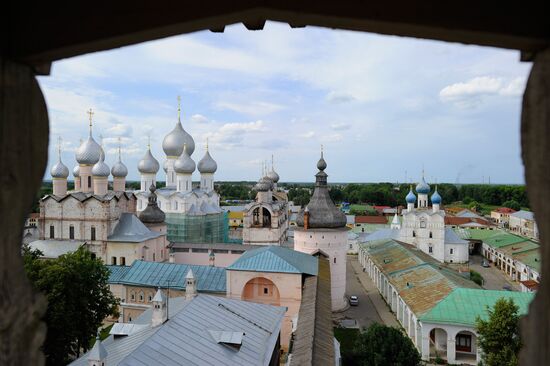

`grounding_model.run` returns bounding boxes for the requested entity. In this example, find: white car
[349,295,359,306]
